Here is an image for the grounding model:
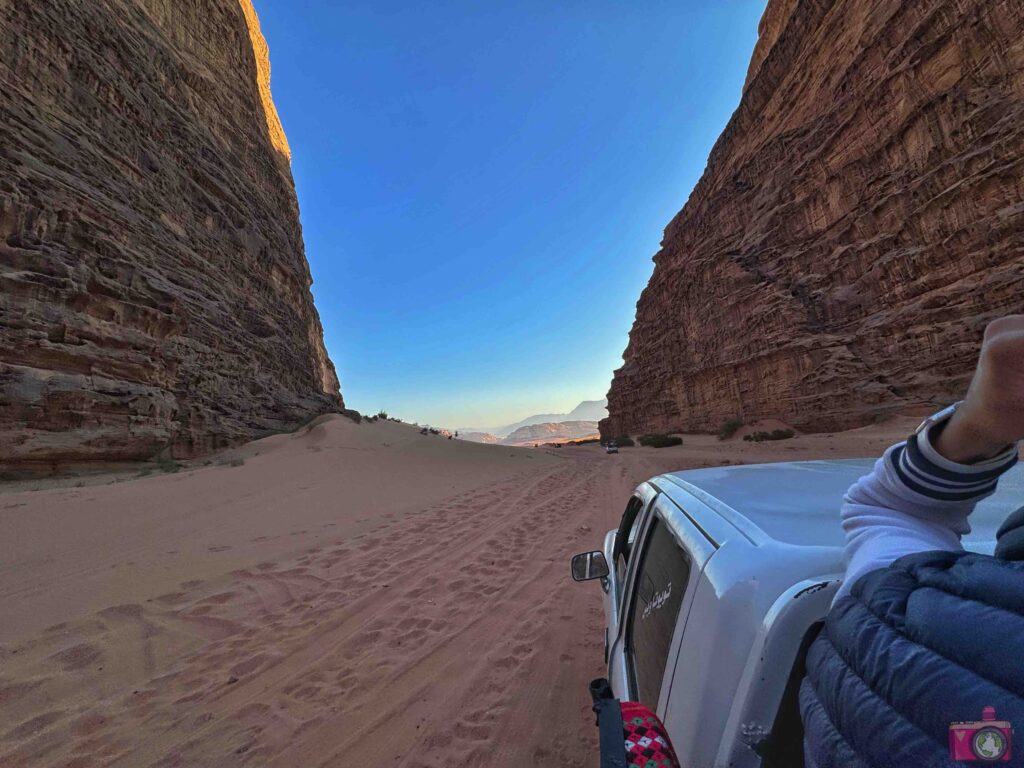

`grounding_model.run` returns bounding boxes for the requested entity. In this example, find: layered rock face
[603,0,1024,439]
[0,0,342,470]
